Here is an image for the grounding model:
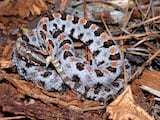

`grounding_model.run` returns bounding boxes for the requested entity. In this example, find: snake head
[14,38,47,65]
